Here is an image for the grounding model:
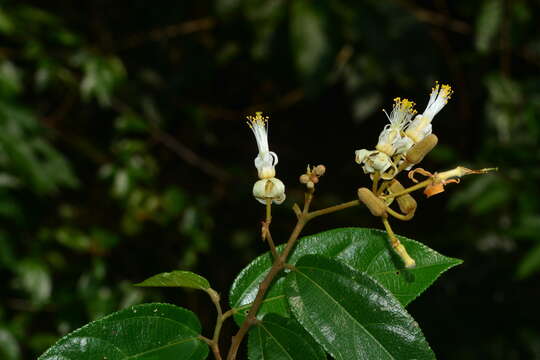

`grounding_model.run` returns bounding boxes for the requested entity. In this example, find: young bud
[357,188,387,217]
[313,165,326,176]
[388,180,417,214]
[405,134,438,165]
[299,174,310,184]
